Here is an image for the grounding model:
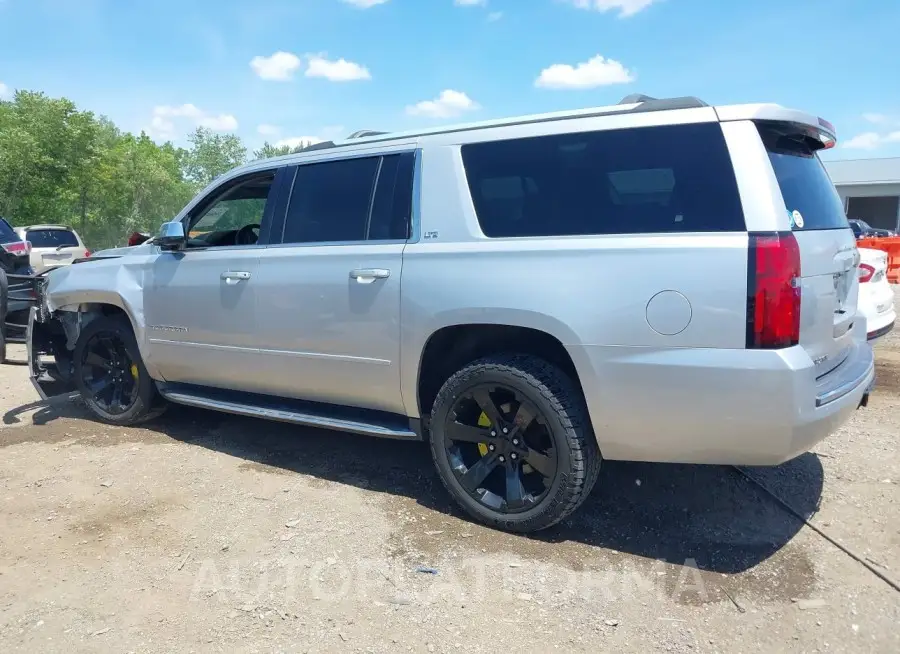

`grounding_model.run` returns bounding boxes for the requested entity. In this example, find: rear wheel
[73,316,166,425]
[429,355,601,532]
